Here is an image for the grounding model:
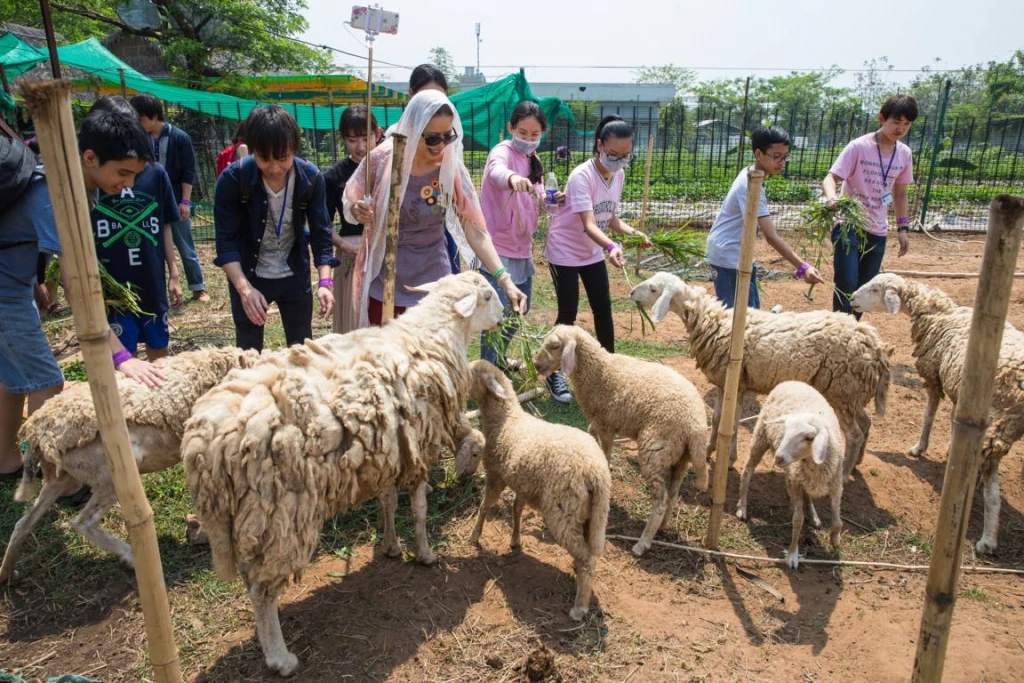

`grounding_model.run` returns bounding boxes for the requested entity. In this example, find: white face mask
[599,152,629,173]
[511,136,540,155]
